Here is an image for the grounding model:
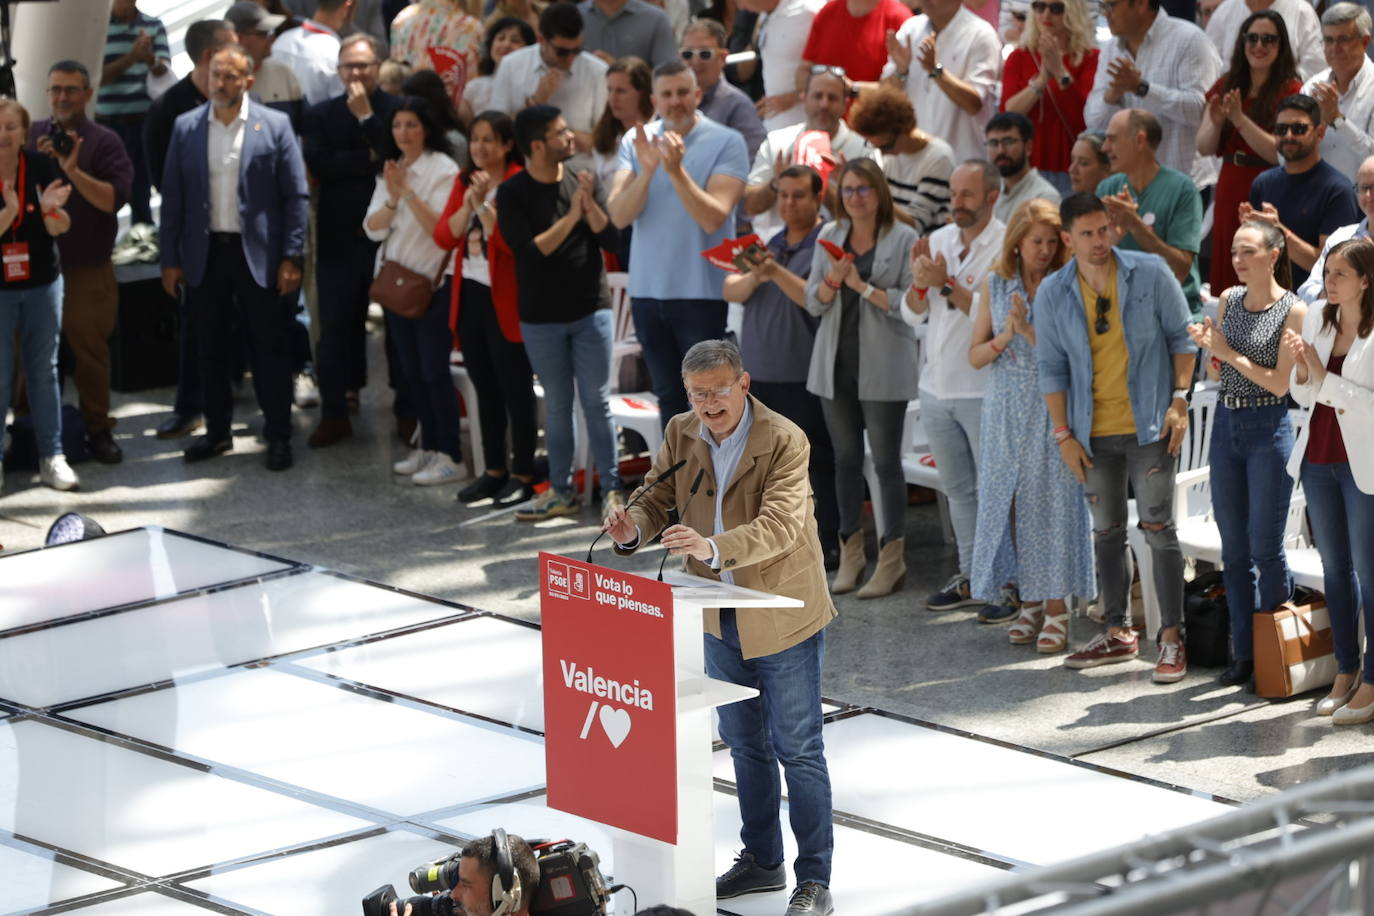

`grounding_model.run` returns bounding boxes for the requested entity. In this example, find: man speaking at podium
[602,339,837,916]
